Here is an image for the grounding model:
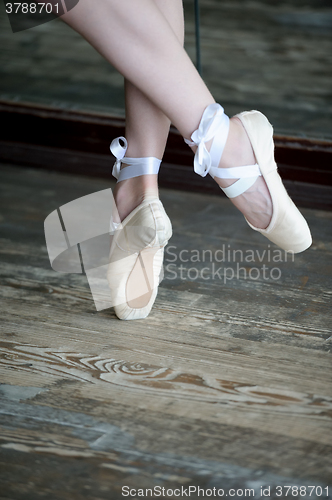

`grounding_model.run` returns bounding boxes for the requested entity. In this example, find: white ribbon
[110,136,128,180]
[184,103,227,177]
[209,163,261,180]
